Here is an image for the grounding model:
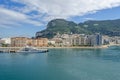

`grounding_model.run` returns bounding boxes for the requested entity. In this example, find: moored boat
[17,46,48,53]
